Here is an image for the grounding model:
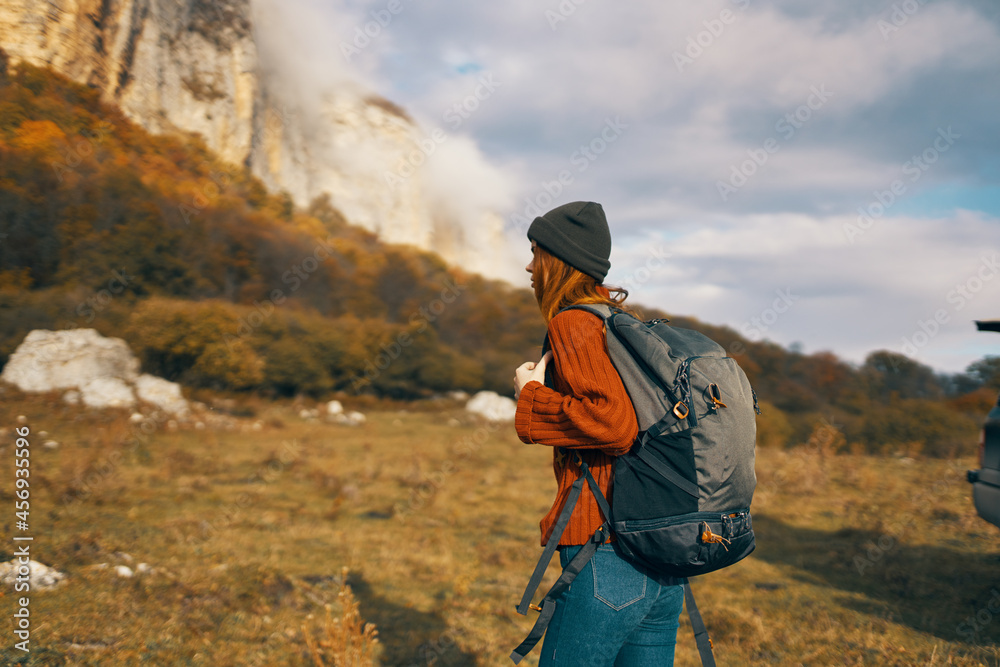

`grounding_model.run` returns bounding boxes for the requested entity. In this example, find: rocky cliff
[0,0,511,279]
